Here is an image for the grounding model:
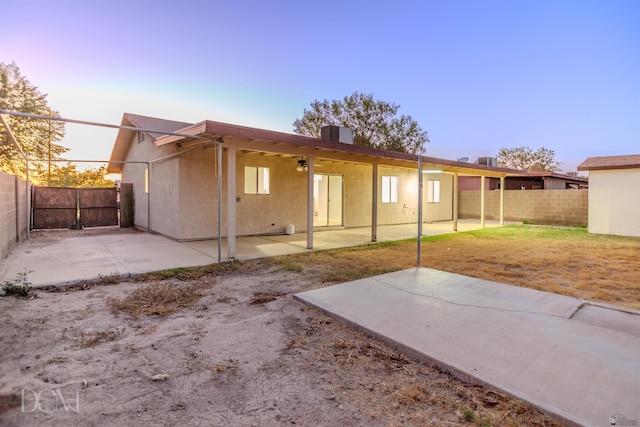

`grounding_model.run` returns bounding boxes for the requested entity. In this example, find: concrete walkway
[0,220,507,288]
[295,268,640,427]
